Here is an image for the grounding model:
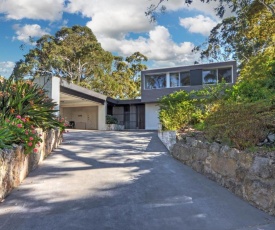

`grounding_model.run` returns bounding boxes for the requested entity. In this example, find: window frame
[144,73,167,90]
